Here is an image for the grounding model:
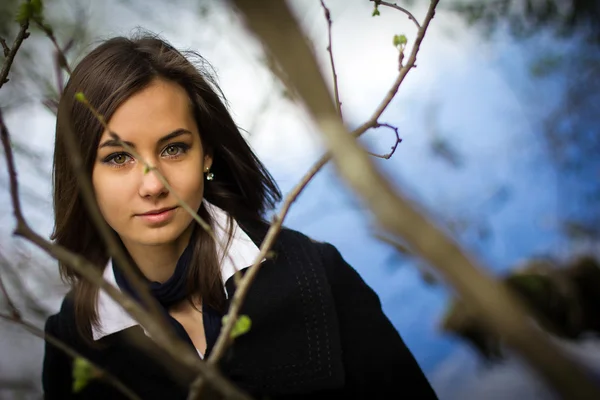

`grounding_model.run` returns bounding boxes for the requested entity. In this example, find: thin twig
[59,105,175,336]
[34,33,217,390]
[0,313,141,400]
[0,112,25,227]
[261,0,434,200]
[0,37,9,57]
[45,36,241,396]
[75,96,231,254]
[46,32,232,319]
[208,0,432,365]
[40,37,177,350]
[319,0,342,118]
[365,123,402,159]
[32,19,72,75]
[0,269,20,319]
[0,17,30,89]
[353,4,432,135]
[0,108,251,400]
[371,0,421,30]
[232,0,600,398]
